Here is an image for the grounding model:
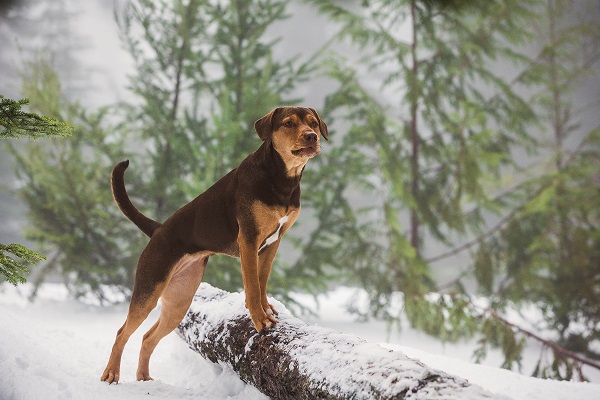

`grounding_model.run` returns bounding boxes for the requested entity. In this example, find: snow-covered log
[177,284,507,400]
